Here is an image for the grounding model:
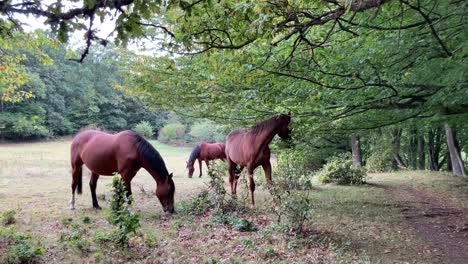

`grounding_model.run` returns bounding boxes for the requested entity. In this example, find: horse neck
[141,161,165,185]
[252,122,280,150]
